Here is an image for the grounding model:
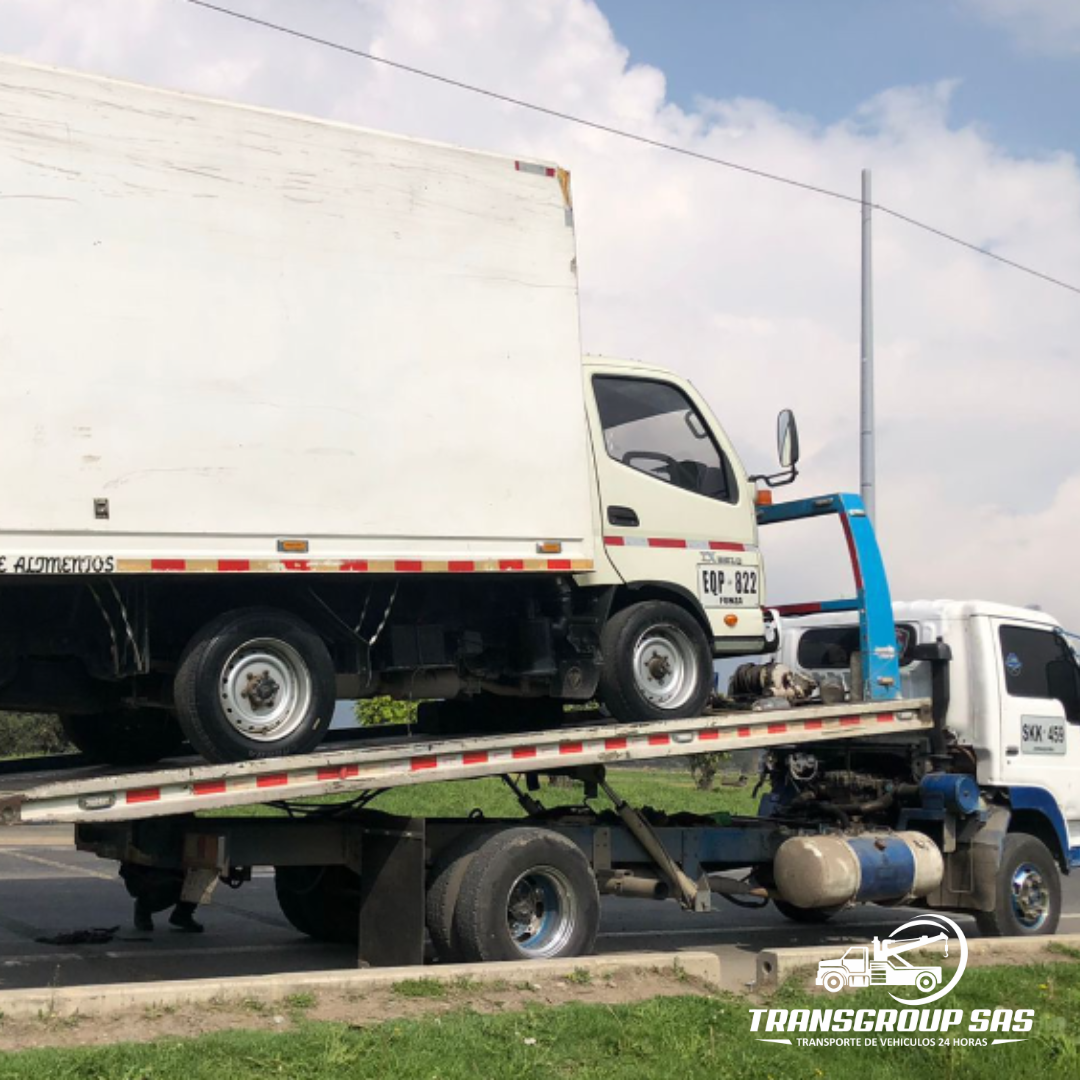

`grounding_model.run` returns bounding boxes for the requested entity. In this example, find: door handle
[1005,746,1019,756]
[607,505,640,528]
